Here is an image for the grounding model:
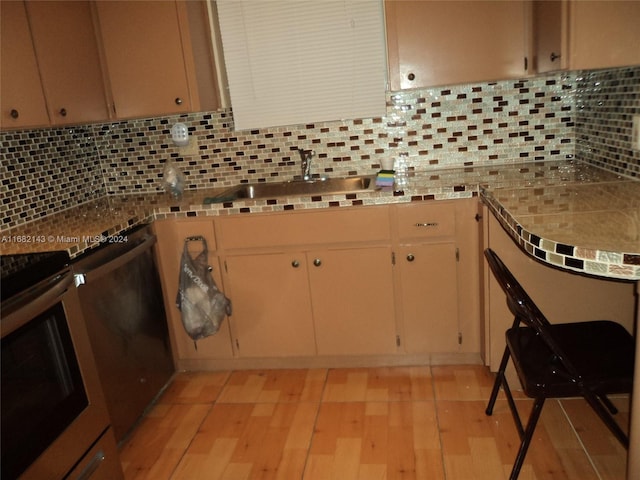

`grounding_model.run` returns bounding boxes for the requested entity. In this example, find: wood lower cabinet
[222,252,316,357]
[153,219,233,370]
[392,199,481,358]
[217,206,399,360]
[153,200,482,368]
[223,246,398,359]
[309,246,397,356]
[397,242,459,353]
